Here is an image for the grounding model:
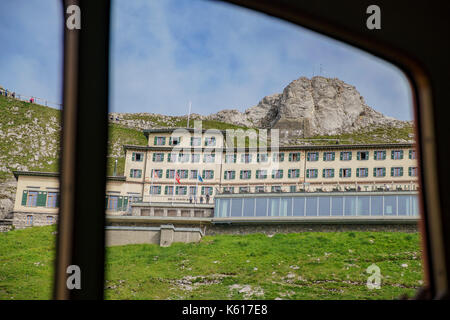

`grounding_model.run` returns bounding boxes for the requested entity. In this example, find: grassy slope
[0,226,423,300]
